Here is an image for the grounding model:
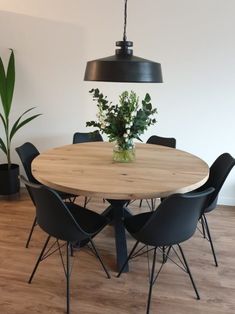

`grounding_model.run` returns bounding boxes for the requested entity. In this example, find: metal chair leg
[146,247,157,314]
[150,199,155,211]
[89,239,110,279]
[26,215,37,248]
[203,214,218,267]
[177,244,200,300]
[200,216,206,238]
[162,246,172,264]
[66,242,70,314]
[84,196,88,208]
[117,241,139,278]
[84,196,92,208]
[28,235,51,284]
